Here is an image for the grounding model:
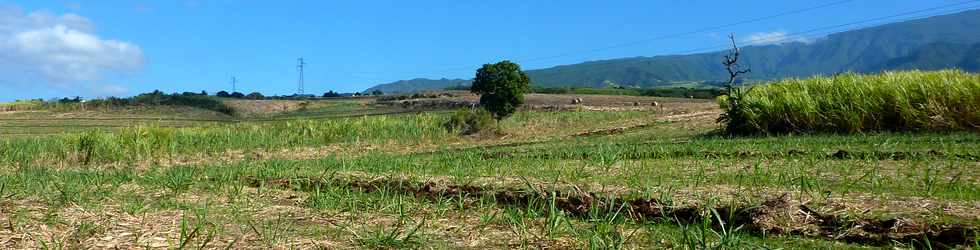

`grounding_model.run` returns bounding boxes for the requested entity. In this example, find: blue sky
[0,0,976,101]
